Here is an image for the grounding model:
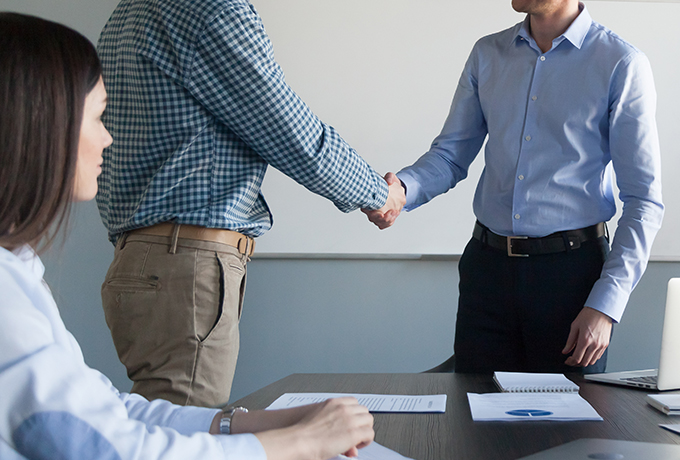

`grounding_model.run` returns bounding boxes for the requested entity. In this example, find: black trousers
[454,235,610,374]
